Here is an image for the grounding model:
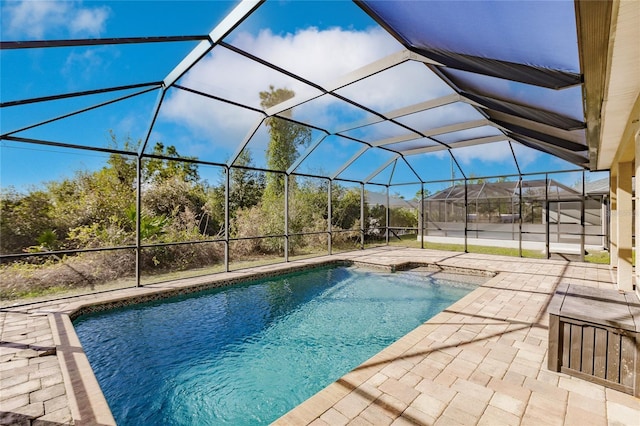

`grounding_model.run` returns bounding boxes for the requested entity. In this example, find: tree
[44,135,205,248]
[228,150,265,213]
[414,188,431,201]
[204,150,265,237]
[144,142,199,184]
[467,173,486,185]
[332,186,361,230]
[0,187,57,254]
[106,133,199,187]
[259,86,311,197]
